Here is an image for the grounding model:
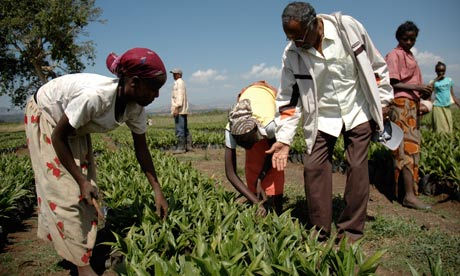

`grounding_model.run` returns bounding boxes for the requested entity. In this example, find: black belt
[33,90,39,103]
